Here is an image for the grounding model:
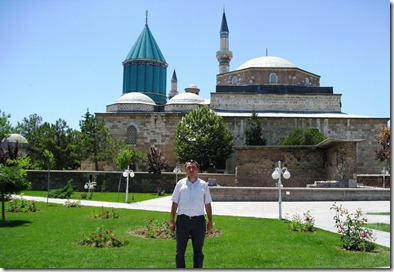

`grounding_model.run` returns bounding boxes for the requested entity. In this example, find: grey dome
[1,134,28,144]
[237,56,296,70]
[167,92,205,105]
[115,92,156,105]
